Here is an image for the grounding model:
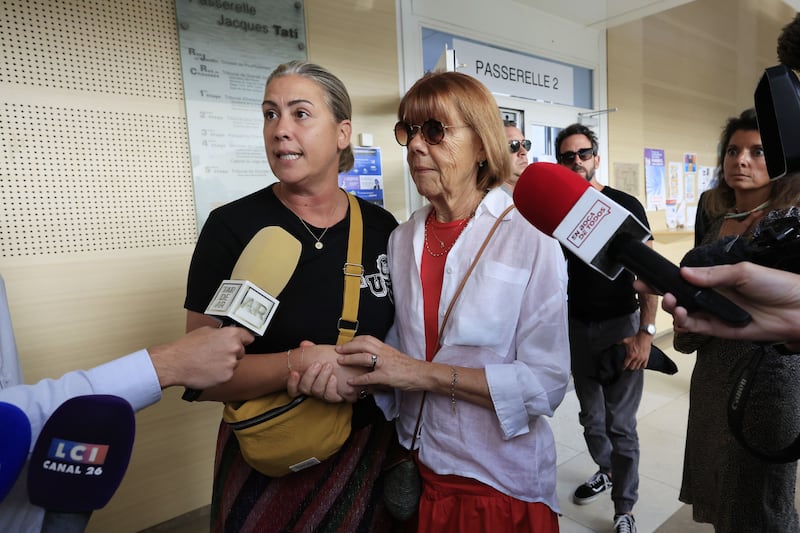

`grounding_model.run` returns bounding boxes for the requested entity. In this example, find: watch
[640,323,656,335]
